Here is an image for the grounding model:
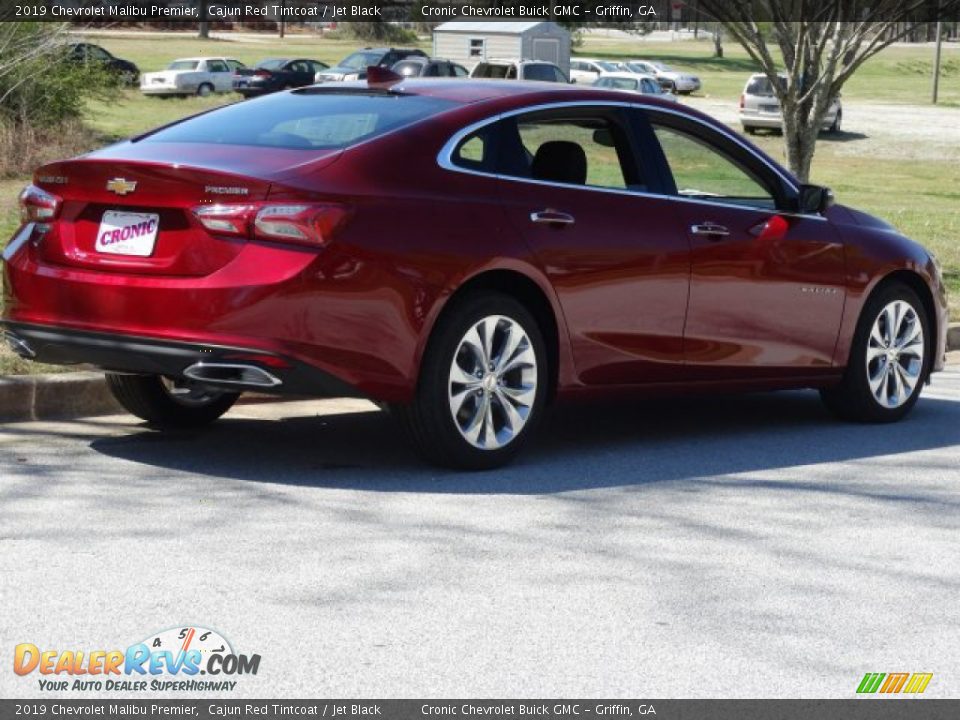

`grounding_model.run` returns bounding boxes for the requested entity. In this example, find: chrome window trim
[436,99,829,221]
